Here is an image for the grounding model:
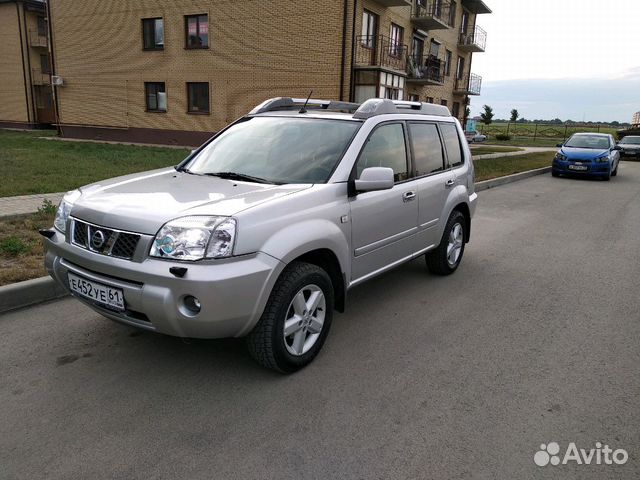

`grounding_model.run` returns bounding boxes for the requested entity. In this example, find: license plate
[568,165,588,171]
[68,272,125,311]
